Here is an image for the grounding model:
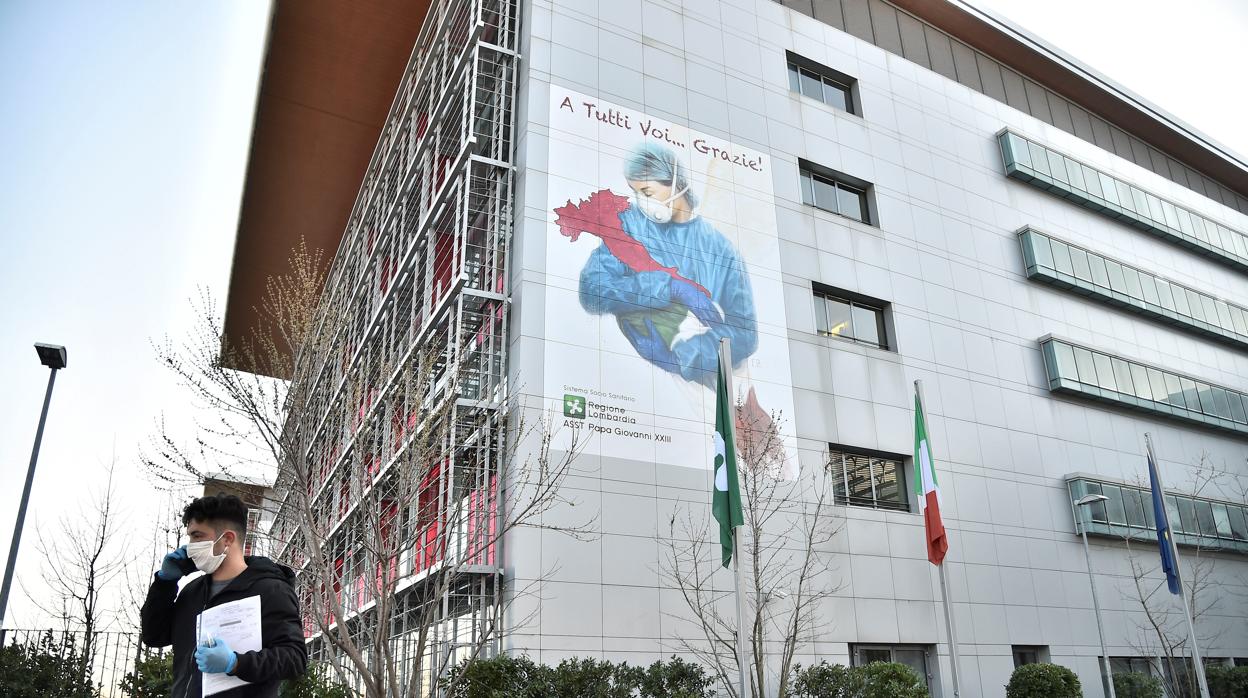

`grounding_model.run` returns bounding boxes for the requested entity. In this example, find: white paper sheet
[197,594,262,696]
